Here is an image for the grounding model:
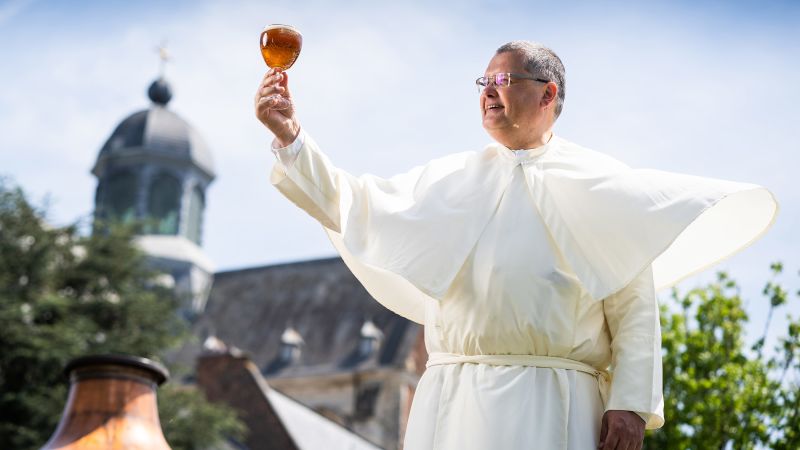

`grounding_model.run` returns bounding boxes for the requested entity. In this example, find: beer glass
[259,24,302,110]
